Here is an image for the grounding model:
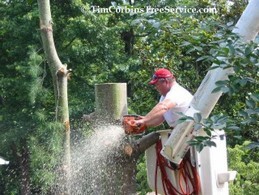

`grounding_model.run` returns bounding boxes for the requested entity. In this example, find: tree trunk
[86,83,160,194]
[11,141,31,195]
[95,83,128,123]
[20,144,31,195]
[121,132,160,194]
[37,0,71,193]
